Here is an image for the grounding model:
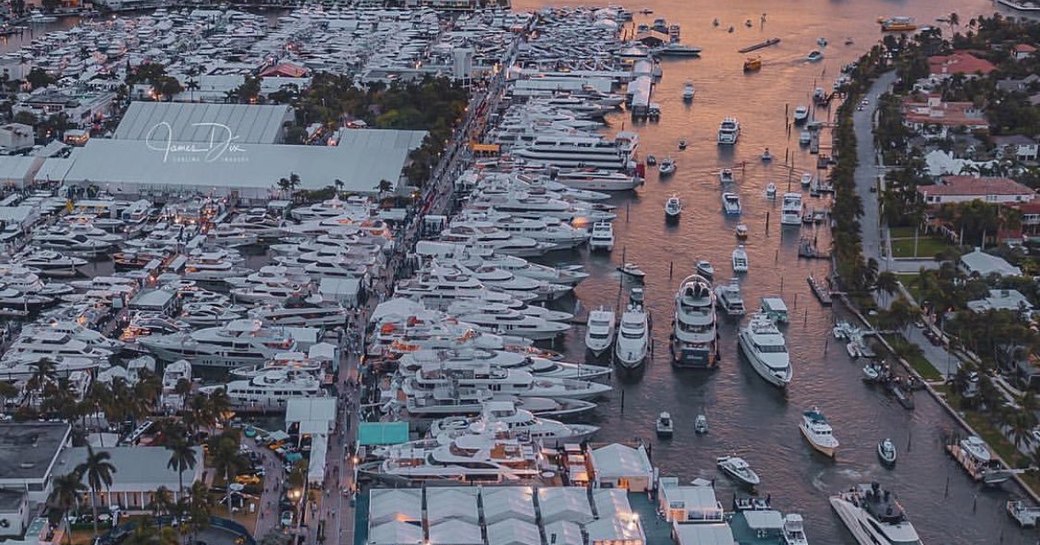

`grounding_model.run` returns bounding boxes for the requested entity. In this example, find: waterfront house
[901,95,989,138]
[1013,200,1040,240]
[992,135,1039,162]
[927,52,997,79]
[916,176,1035,206]
[53,446,204,508]
[959,247,1023,278]
[967,289,1034,318]
[1013,43,1038,61]
[0,423,71,506]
